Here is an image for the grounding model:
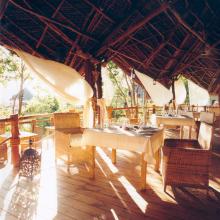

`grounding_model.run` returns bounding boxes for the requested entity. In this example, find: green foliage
[106,61,129,107]
[180,76,189,104]
[0,47,29,83]
[25,95,59,114]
